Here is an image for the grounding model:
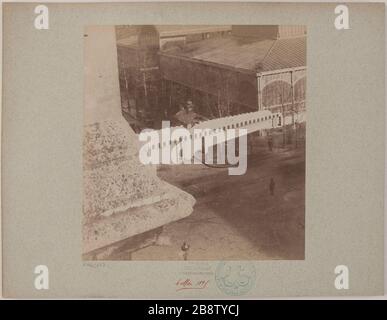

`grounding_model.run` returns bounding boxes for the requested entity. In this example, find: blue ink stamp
[215,261,256,296]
